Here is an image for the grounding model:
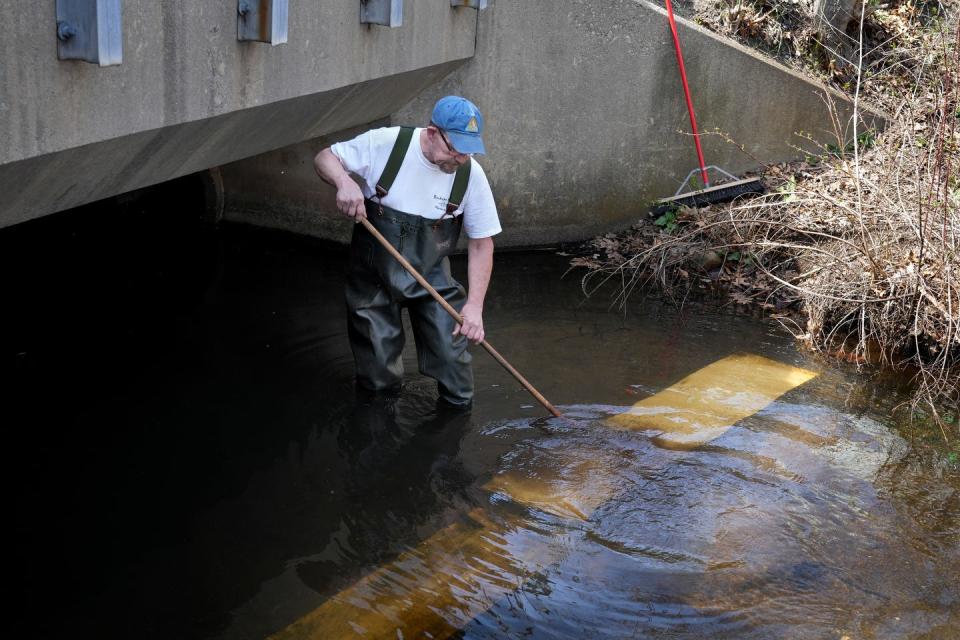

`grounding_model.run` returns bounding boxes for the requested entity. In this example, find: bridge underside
[0,61,463,230]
